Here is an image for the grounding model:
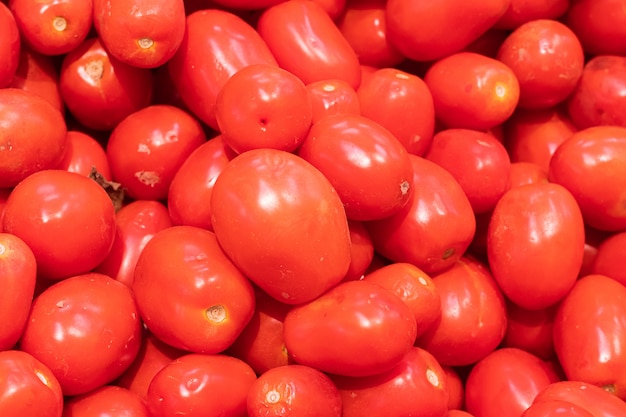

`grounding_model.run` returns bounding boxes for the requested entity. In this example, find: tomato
[496,19,585,110]
[19,273,142,396]
[465,347,558,417]
[365,155,476,274]
[210,148,352,305]
[566,55,626,129]
[342,220,375,281]
[58,130,111,179]
[591,231,626,286]
[487,182,585,310]
[533,381,626,417]
[442,365,465,410]
[548,125,626,231]
[210,0,286,9]
[0,2,19,88]
[95,200,173,287]
[332,347,448,417]
[93,0,186,68]
[357,67,435,156]
[424,52,520,130]
[146,353,256,417]
[385,0,510,62]
[167,9,277,131]
[553,274,626,399]
[283,280,417,377]
[63,385,149,417]
[306,78,360,124]
[0,88,67,188]
[215,64,312,153]
[0,233,36,351]
[309,0,346,19]
[247,365,342,417]
[508,162,549,188]
[416,256,506,367]
[448,411,476,417]
[362,262,441,338]
[60,37,154,131]
[2,170,116,281]
[565,0,626,56]
[8,0,92,56]
[106,104,207,201]
[0,350,63,417]
[133,225,255,354]
[522,400,595,417]
[257,0,361,89]
[463,28,510,58]
[502,301,557,360]
[495,0,569,29]
[425,128,511,214]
